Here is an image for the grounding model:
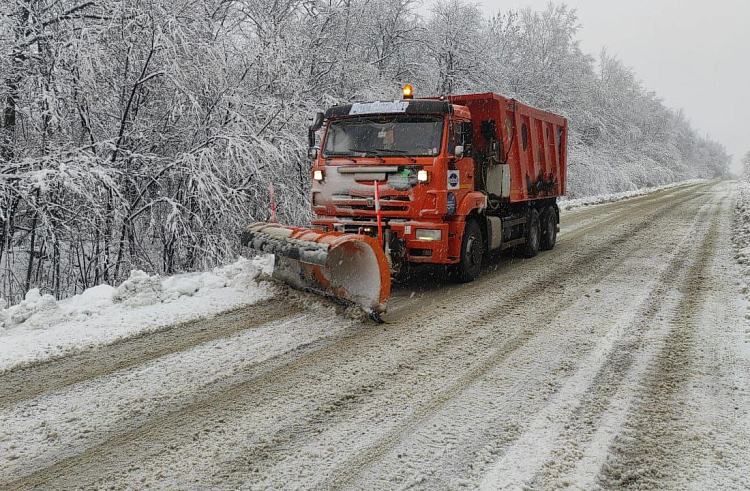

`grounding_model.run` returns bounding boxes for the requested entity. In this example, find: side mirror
[311,112,324,131]
[308,147,319,160]
[454,145,464,159]
[308,112,324,148]
[308,128,316,147]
